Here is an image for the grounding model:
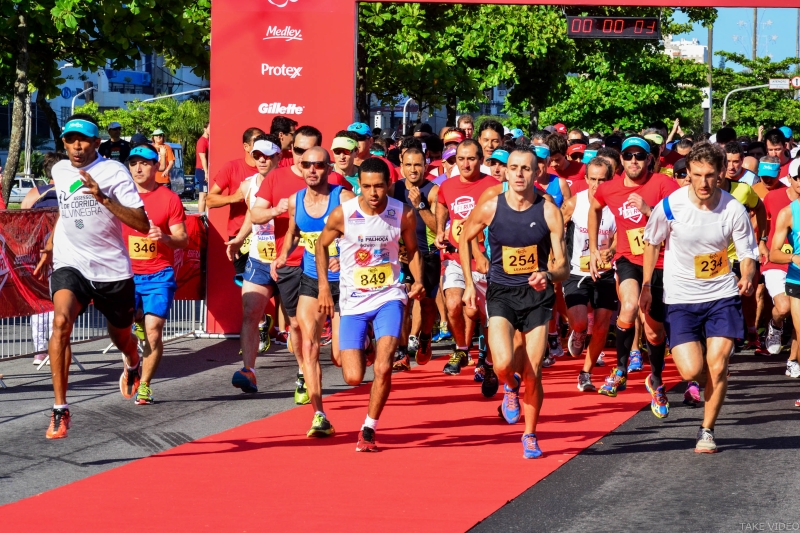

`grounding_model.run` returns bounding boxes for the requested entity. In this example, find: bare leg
[141,314,166,384]
[444,287,468,347]
[584,308,612,373]
[240,281,273,369]
[49,291,82,405]
[367,335,400,419]
[297,295,325,412]
[521,324,548,435]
